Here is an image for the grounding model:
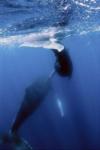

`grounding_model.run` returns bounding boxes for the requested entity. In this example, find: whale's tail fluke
[52,48,73,77]
[0,132,32,150]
